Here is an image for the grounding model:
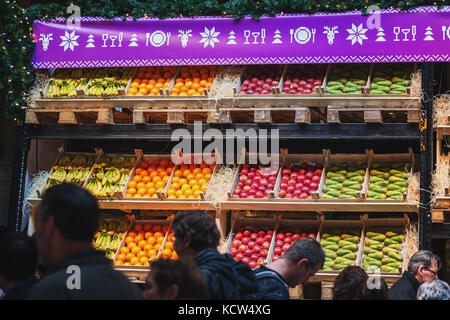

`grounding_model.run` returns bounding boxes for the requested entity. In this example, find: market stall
[10,5,450,298]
